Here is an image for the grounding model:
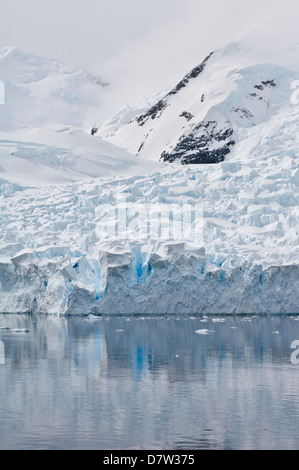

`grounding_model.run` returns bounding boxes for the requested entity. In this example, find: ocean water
[0,313,299,450]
